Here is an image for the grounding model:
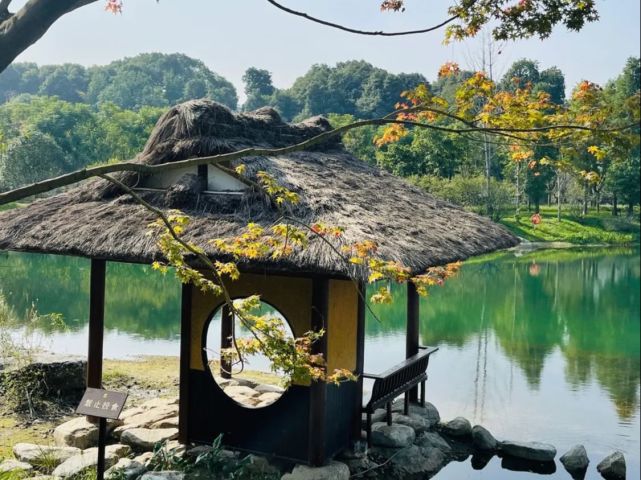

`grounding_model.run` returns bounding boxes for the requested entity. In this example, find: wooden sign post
[76,388,128,480]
